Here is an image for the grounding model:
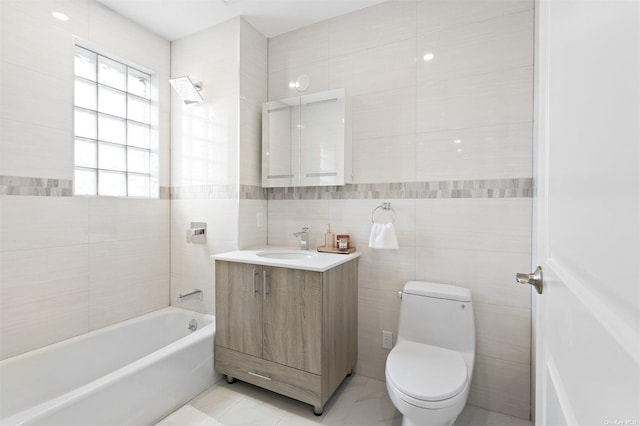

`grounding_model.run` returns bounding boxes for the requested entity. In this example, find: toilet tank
[397,281,475,353]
